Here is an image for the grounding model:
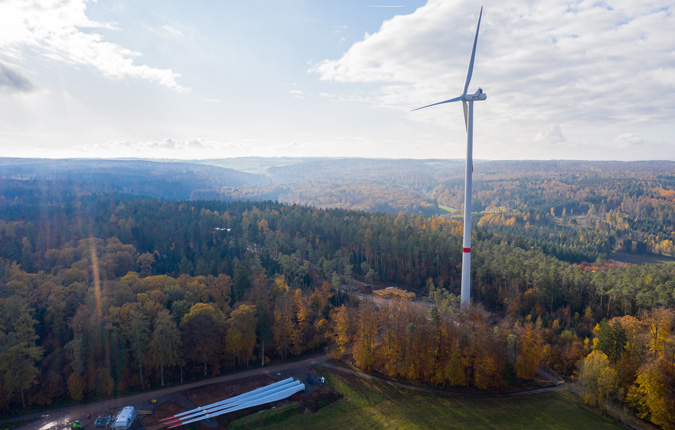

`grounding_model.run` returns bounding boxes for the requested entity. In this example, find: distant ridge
[2,157,674,216]
[0,158,270,200]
